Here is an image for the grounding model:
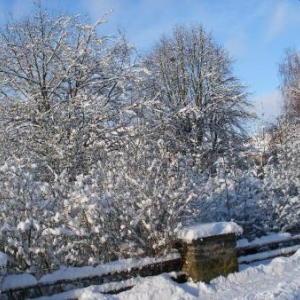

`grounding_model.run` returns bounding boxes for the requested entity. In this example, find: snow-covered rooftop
[177,222,243,242]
